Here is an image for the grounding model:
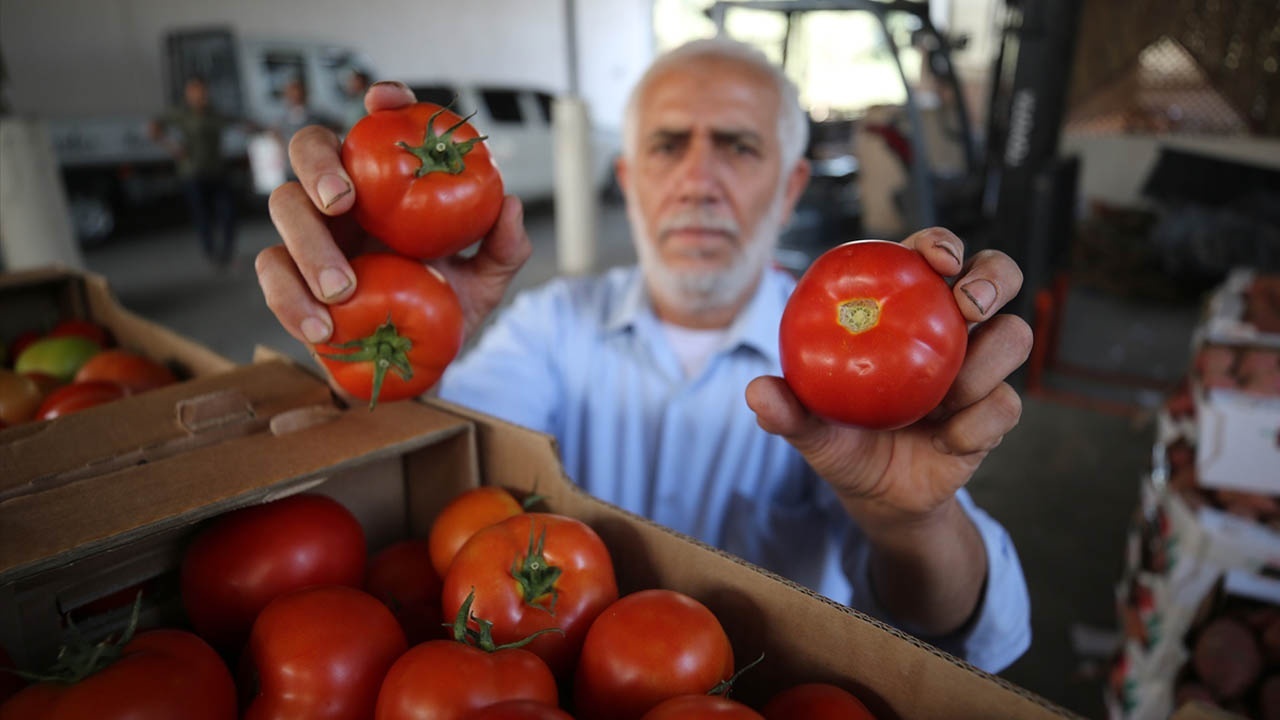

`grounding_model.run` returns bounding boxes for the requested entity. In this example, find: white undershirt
[660,321,730,379]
